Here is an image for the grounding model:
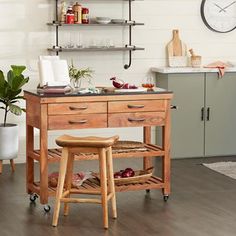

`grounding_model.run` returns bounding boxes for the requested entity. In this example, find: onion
[128,84,138,89]
[121,171,131,178]
[114,172,122,178]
